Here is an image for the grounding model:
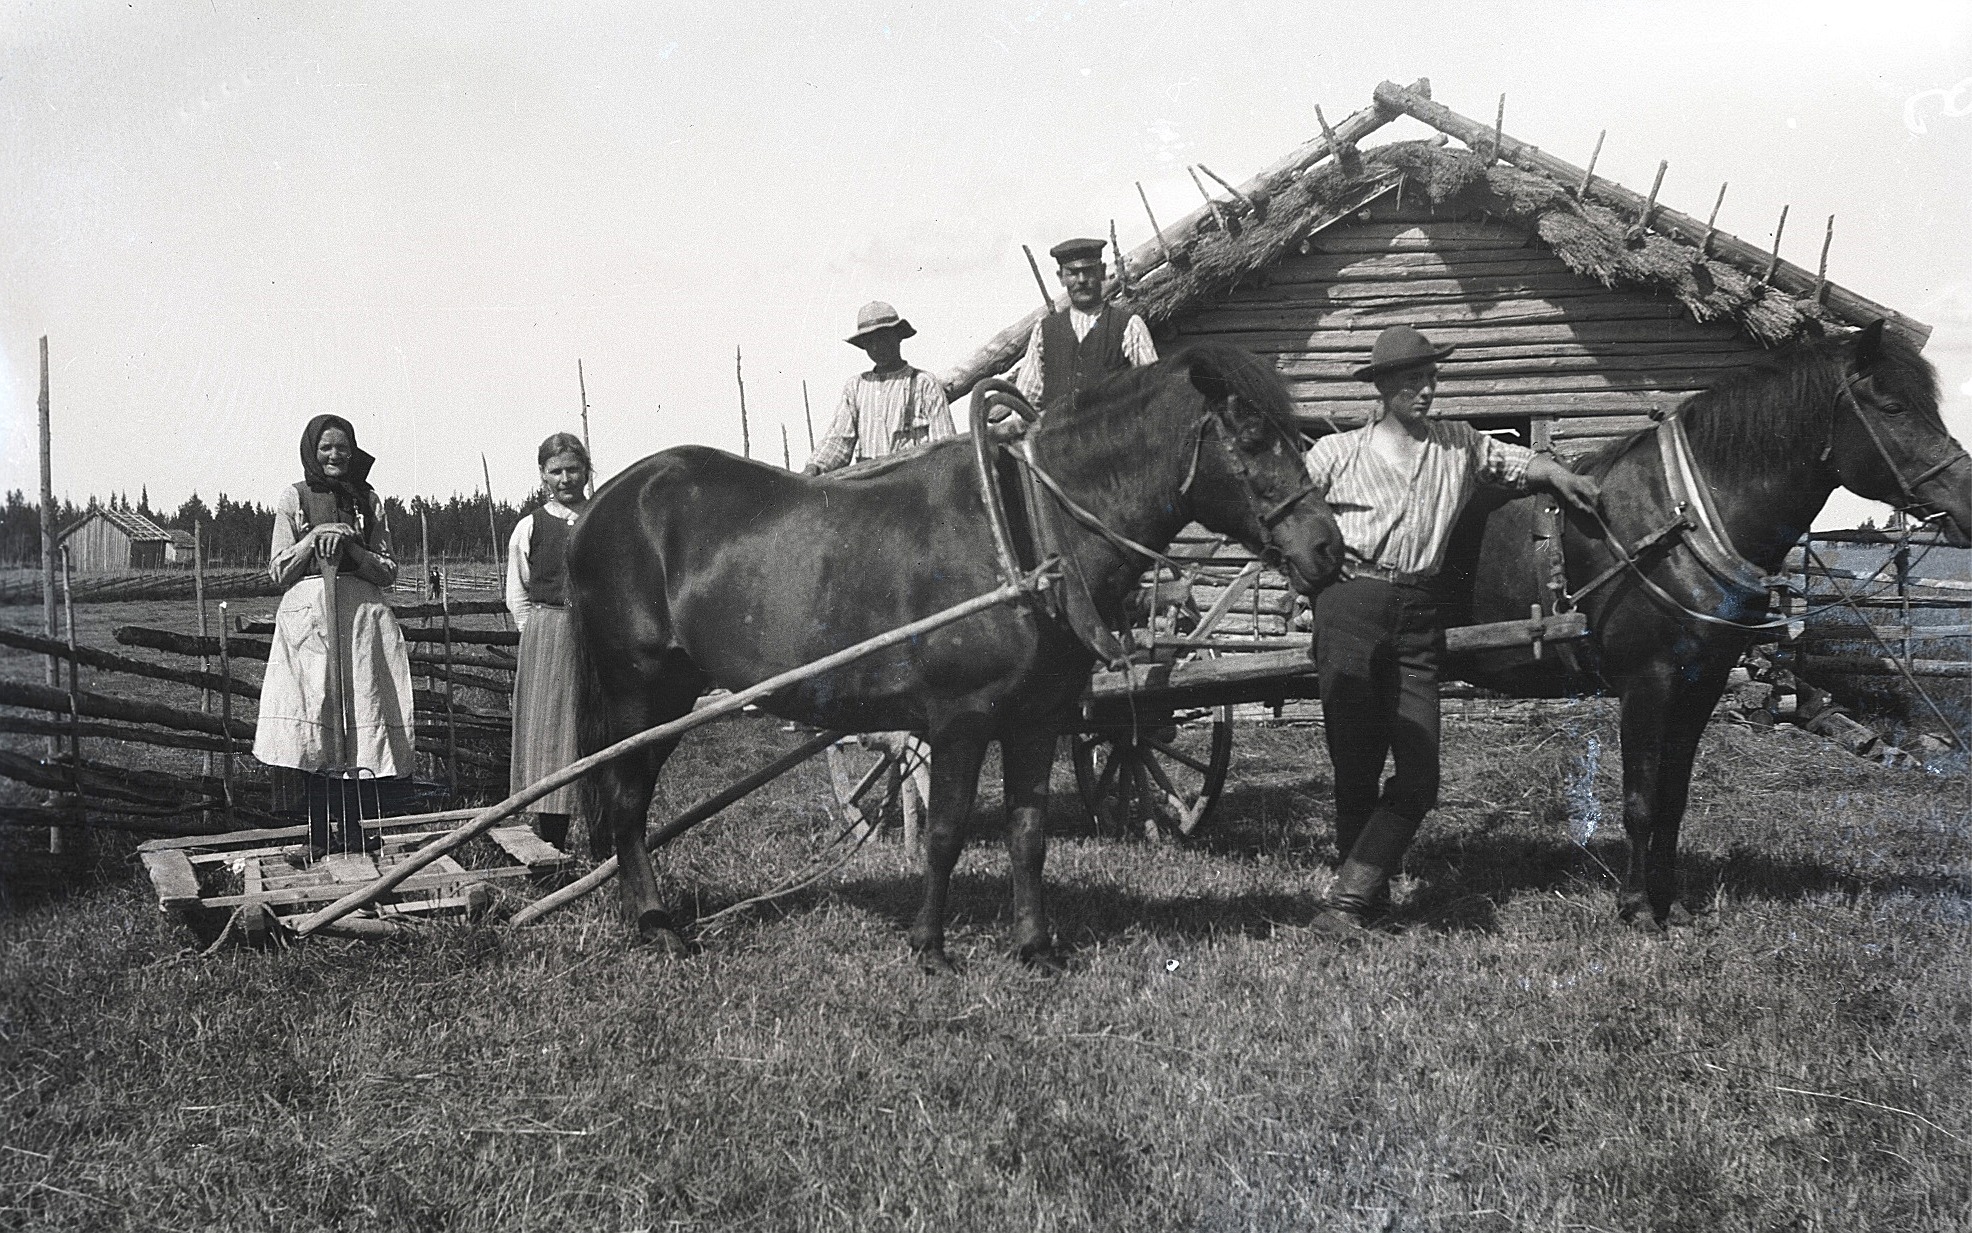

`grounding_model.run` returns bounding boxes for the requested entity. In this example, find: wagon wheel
[825,733,929,846]
[1071,707,1234,841]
